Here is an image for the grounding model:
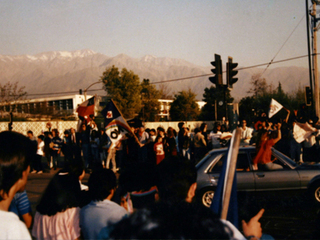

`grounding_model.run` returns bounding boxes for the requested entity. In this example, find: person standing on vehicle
[253,123,283,171]
[240,120,253,146]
